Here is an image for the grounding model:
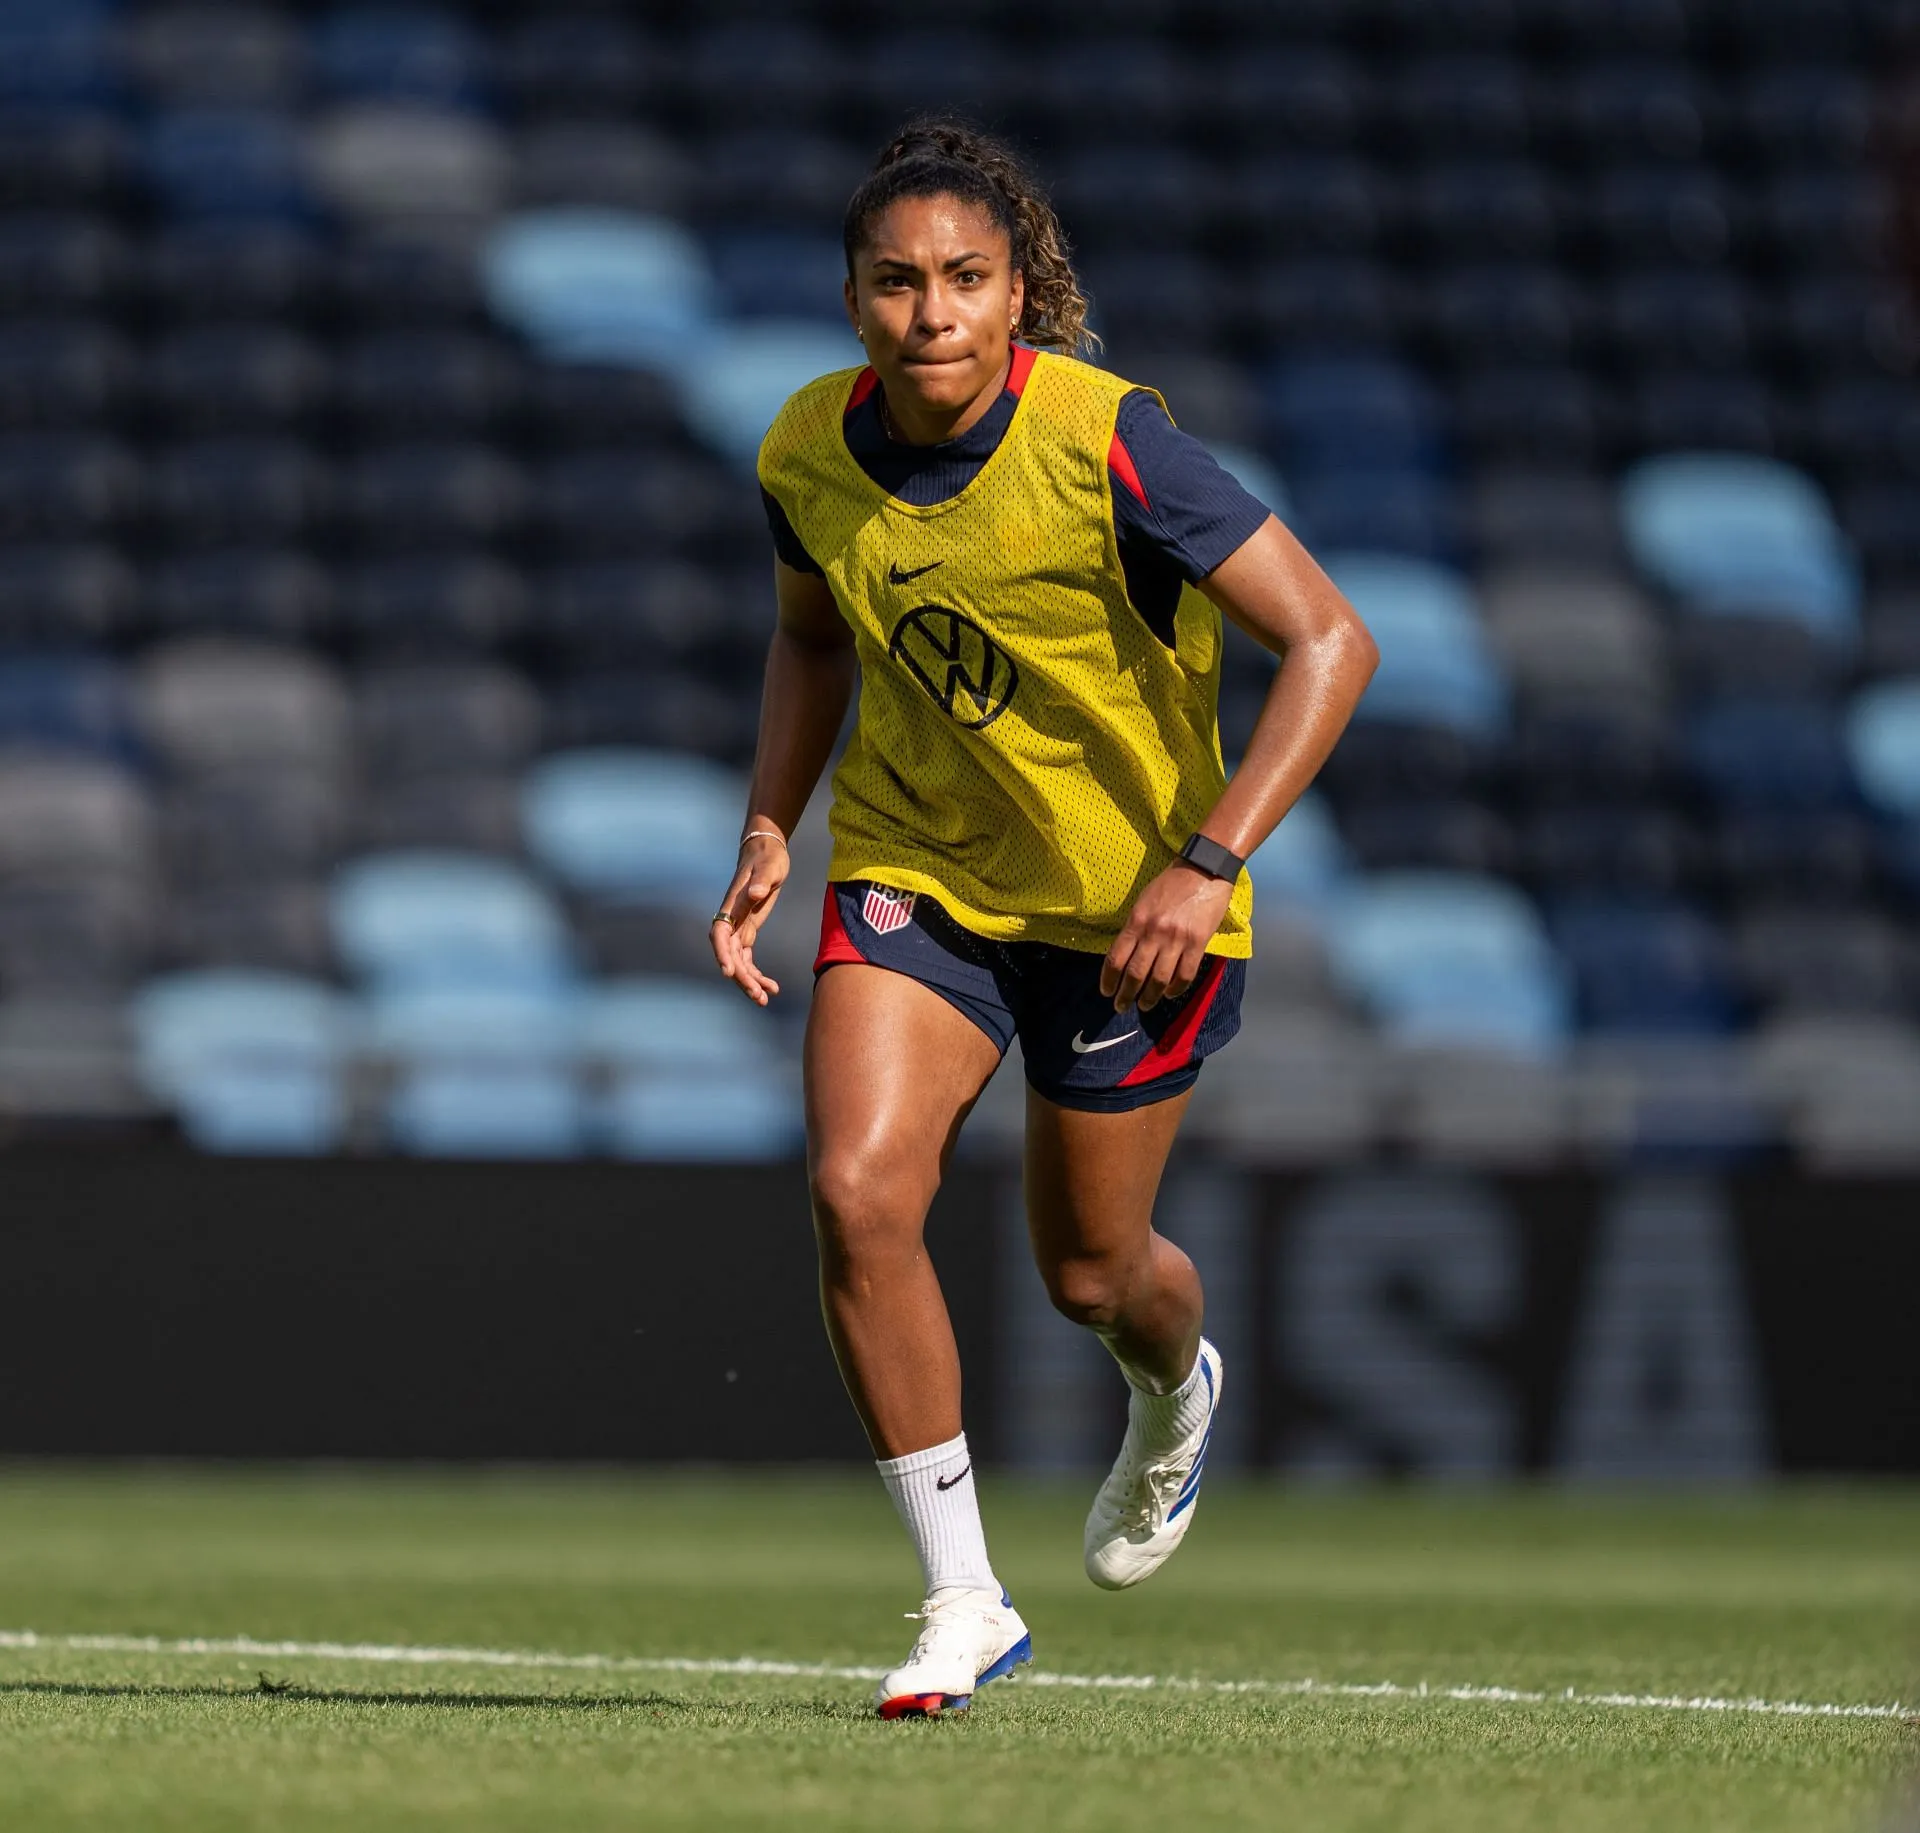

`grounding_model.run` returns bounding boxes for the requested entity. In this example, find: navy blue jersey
[762,349,1272,648]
